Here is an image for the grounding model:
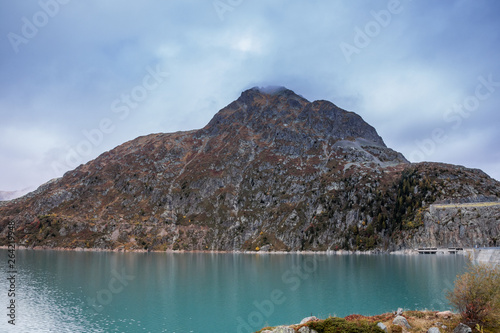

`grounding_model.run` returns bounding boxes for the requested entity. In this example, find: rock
[298,327,318,333]
[436,311,453,319]
[428,327,441,333]
[260,244,271,252]
[393,316,411,329]
[59,227,67,237]
[396,308,404,316]
[434,322,447,330]
[376,322,388,332]
[299,316,318,325]
[453,323,472,333]
[270,326,295,333]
